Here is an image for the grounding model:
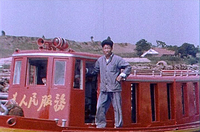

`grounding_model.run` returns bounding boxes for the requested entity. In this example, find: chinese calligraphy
[37,94,52,111]
[12,92,66,112]
[54,94,66,112]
